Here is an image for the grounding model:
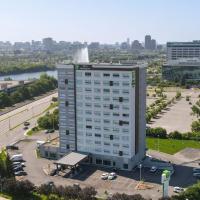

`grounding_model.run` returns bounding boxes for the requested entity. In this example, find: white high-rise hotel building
[57,63,146,170]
